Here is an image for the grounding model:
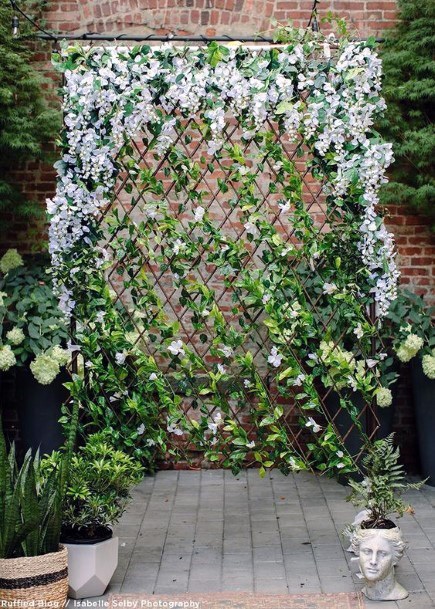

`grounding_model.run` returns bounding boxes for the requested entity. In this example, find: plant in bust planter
[42,433,144,599]
[345,434,424,601]
[387,290,435,484]
[0,250,69,454]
